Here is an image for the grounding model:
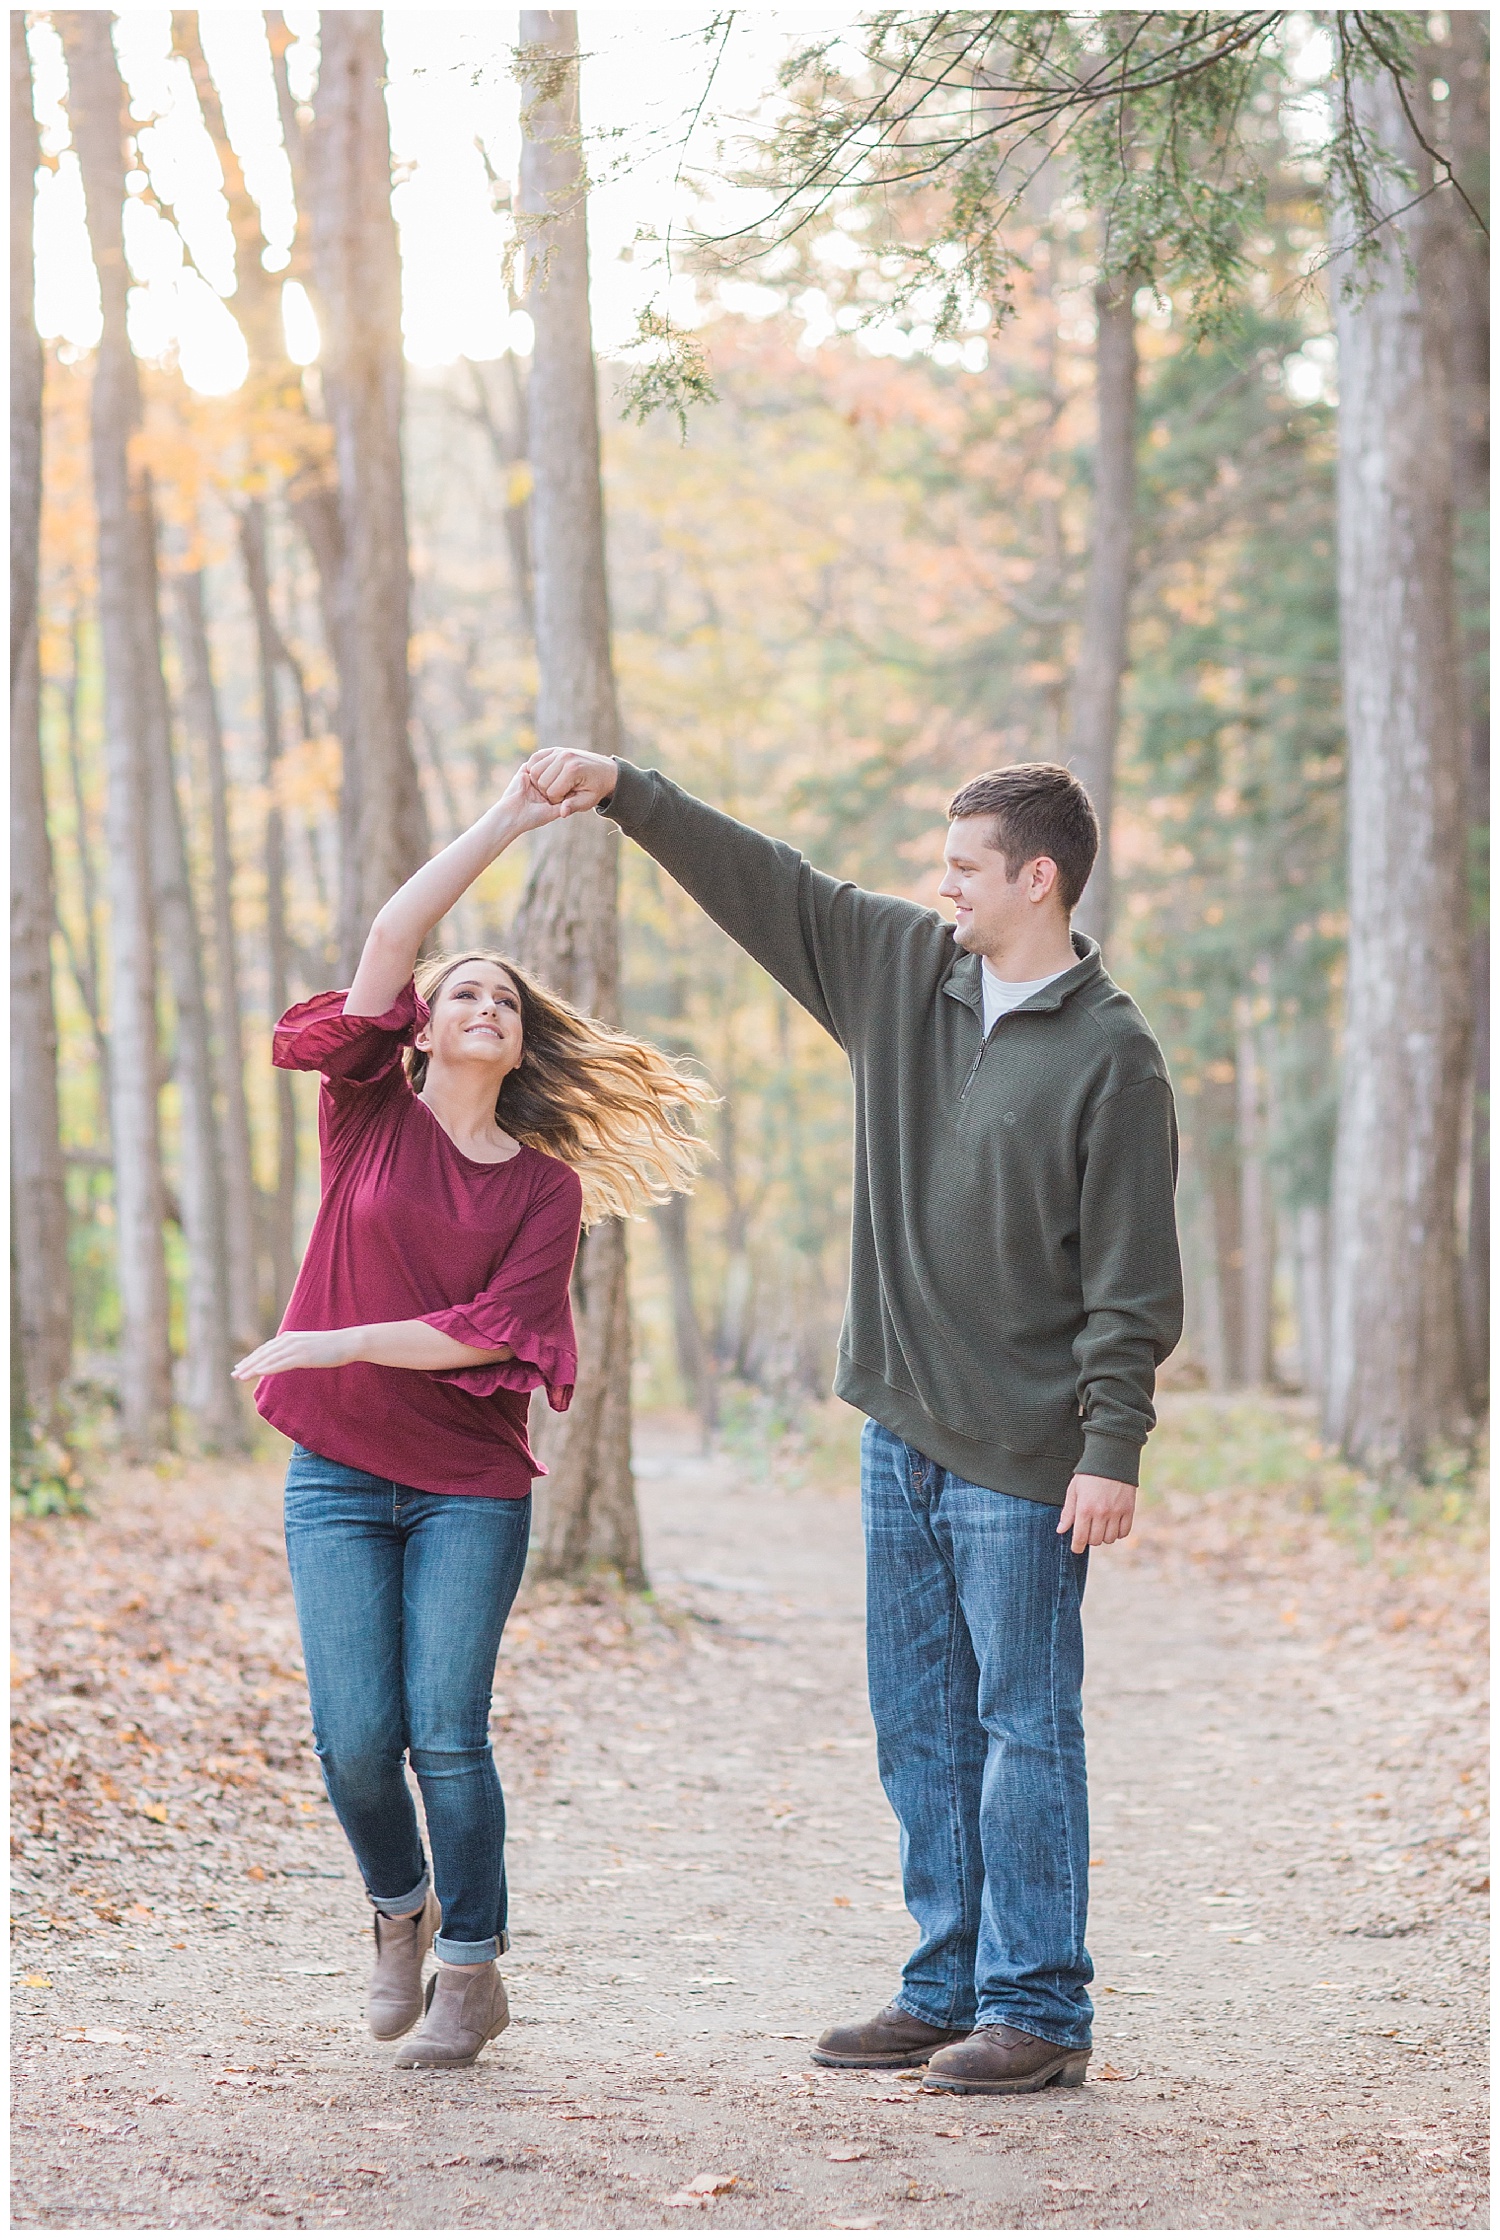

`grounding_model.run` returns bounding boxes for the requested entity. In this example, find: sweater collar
[941,931,1103,1020]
